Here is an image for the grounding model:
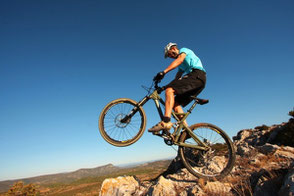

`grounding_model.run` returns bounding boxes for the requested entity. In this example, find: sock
[163,116,171,123]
